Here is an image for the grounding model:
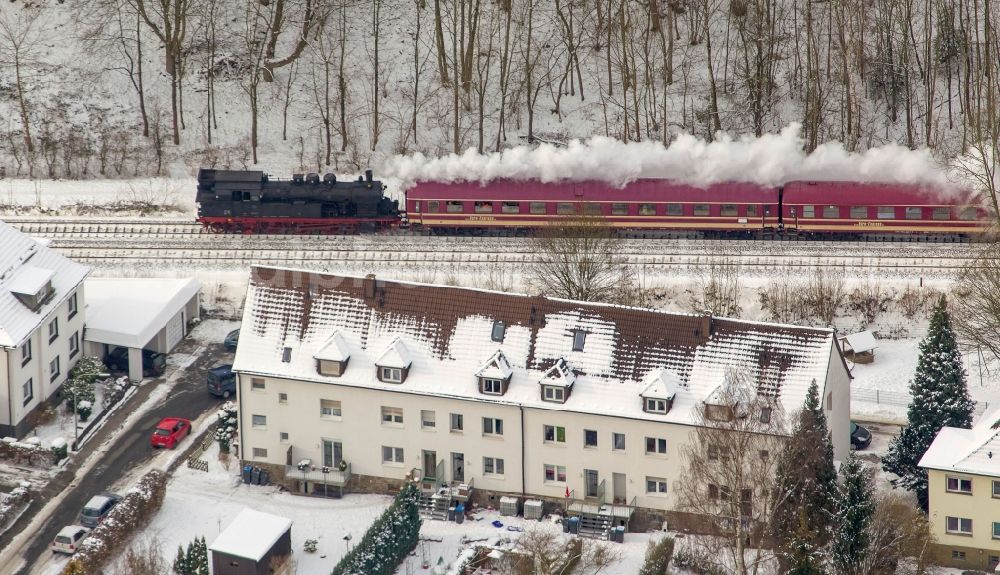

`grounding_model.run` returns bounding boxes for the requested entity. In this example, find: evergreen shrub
[331,482,422,575]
